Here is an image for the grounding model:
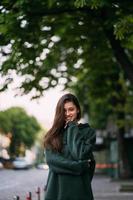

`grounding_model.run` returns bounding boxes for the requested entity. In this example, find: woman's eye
[69,108,74,111]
